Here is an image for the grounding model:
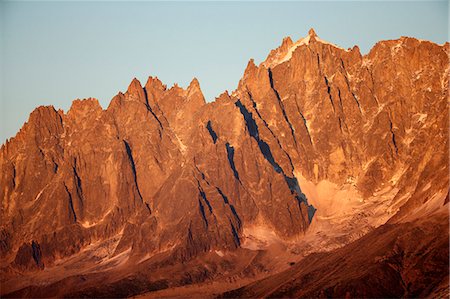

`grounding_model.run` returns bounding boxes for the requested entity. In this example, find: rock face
[1,29,448,297]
